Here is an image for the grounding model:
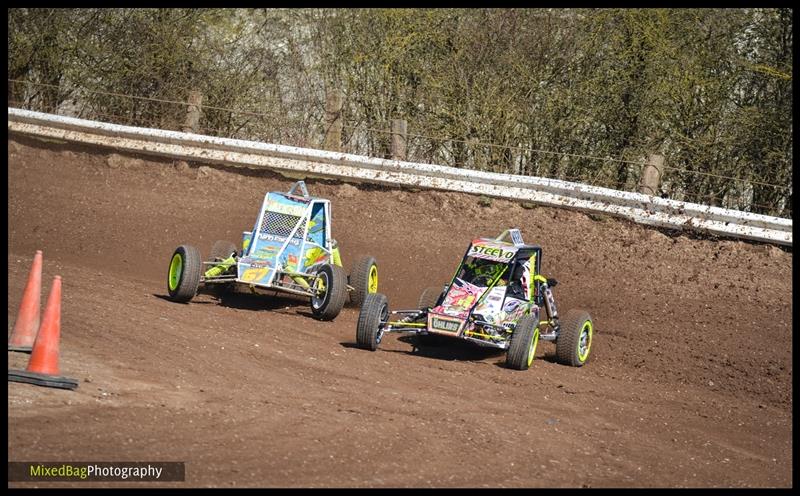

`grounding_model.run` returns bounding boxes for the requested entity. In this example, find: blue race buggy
[166,181,378,320]
[355,229,593,369]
